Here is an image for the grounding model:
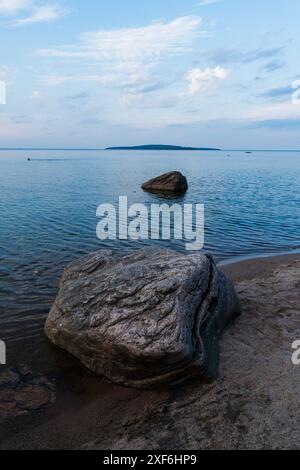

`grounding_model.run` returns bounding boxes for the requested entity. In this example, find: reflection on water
[0,149,300,353]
